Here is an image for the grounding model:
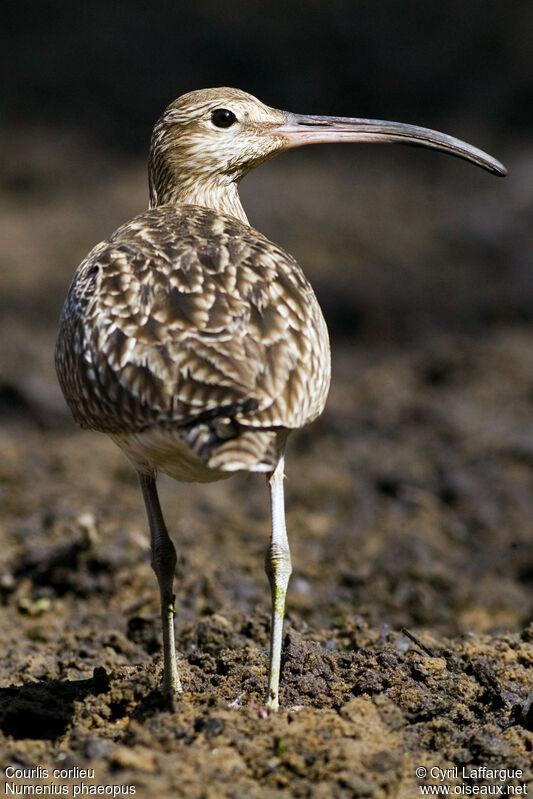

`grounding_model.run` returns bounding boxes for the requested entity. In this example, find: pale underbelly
[109,427,272,483]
